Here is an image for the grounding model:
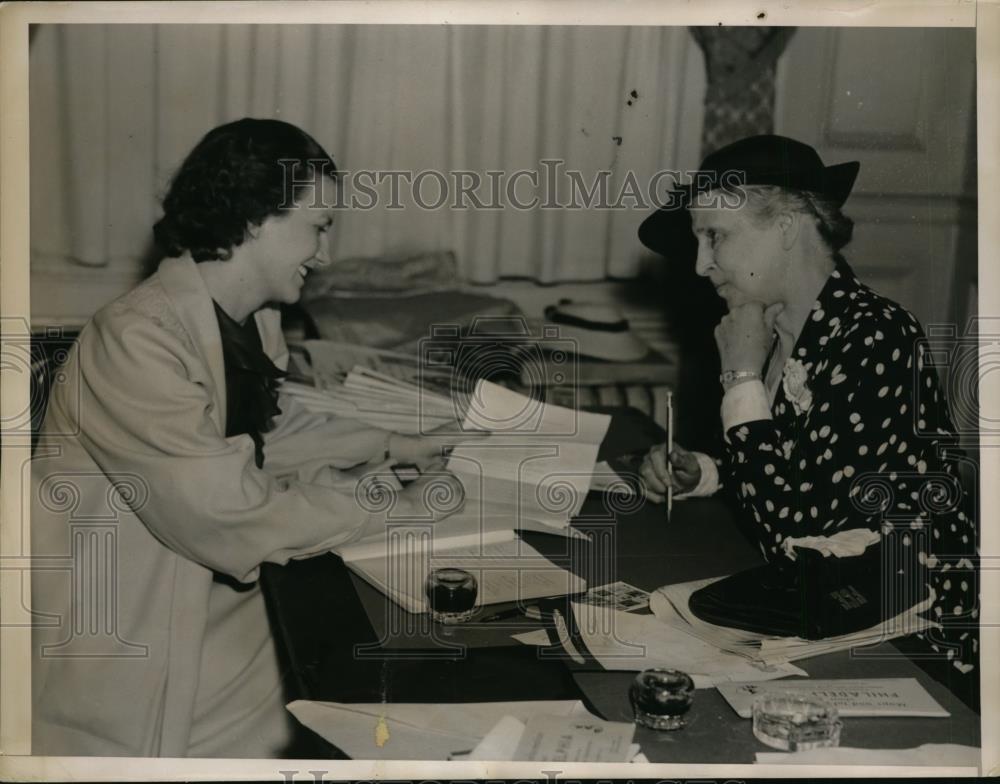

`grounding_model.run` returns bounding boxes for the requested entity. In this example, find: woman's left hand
[714,301,784,374]
[387,422,489,471]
